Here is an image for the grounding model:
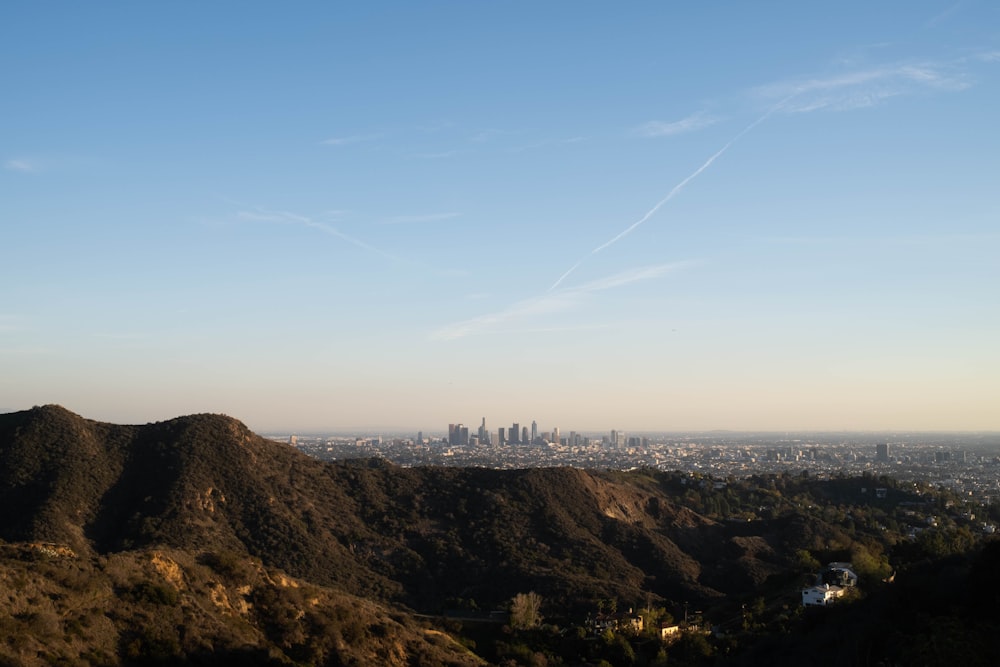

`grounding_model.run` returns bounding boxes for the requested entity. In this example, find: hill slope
[1,405,866,665]
[0,405,803,614]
